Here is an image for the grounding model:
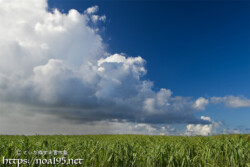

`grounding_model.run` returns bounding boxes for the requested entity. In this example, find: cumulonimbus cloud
[0,0,249,128]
